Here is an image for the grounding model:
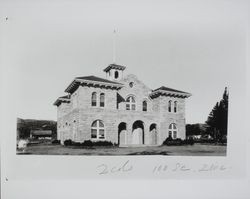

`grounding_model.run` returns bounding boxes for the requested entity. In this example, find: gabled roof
[150,86,191,98]
[103,64,126,72]
[53,95,70,106]
[75,75,122,84]
[64,75,123,93]
[153,86,189,94]
[59,95,70,99]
